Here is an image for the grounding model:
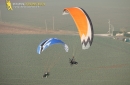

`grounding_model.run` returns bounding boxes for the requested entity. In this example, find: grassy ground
[0,34,130,85]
